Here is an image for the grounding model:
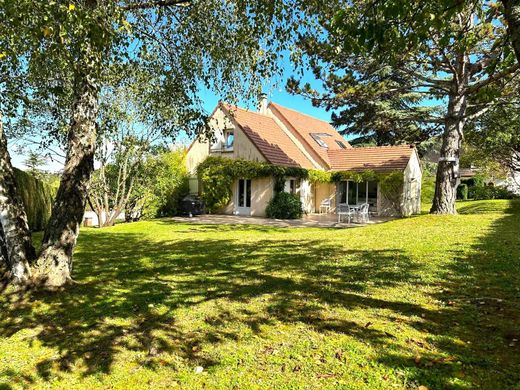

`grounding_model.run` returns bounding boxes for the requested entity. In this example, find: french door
[237,179,252,215]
